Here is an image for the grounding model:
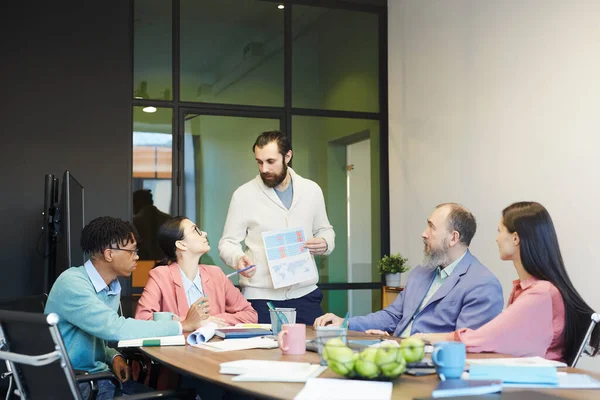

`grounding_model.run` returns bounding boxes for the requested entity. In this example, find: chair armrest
[75,371,121,387]
[114,389,196,400]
